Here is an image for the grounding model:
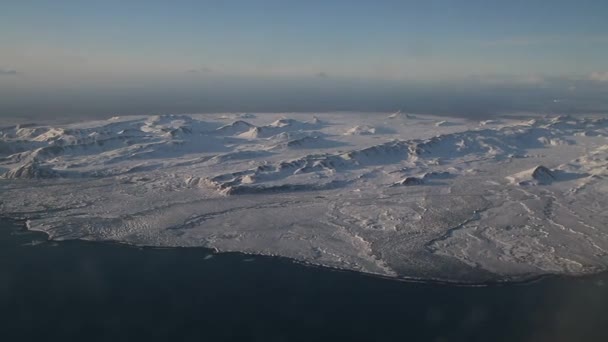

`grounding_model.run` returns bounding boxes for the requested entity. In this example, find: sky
[1,0,608,120]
